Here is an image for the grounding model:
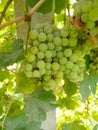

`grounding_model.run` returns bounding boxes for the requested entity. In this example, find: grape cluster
[73,0,98,37]
[22,23,94,90]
